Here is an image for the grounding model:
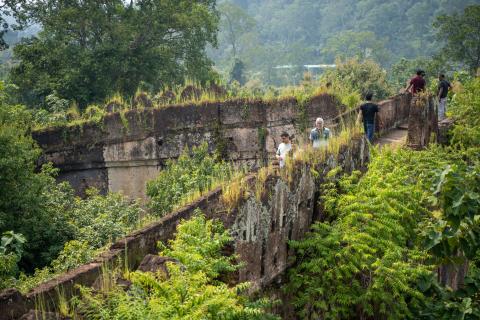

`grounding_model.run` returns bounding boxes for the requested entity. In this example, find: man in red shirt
[405,70,426,95]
